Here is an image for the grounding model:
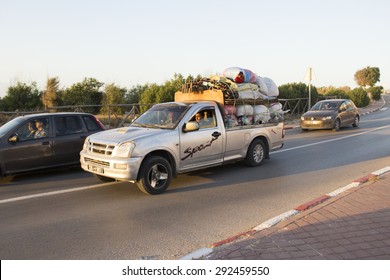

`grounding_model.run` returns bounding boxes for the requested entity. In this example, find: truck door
[179,107,223,170]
